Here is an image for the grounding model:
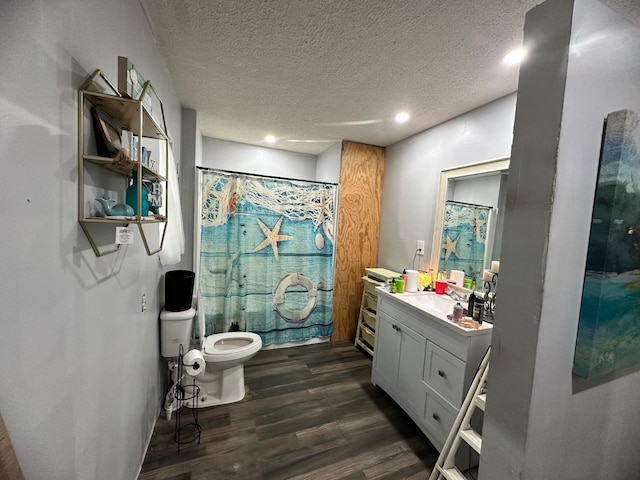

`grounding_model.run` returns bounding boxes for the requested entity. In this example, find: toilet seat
[202,332,261,361]
[197,290,262,363]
